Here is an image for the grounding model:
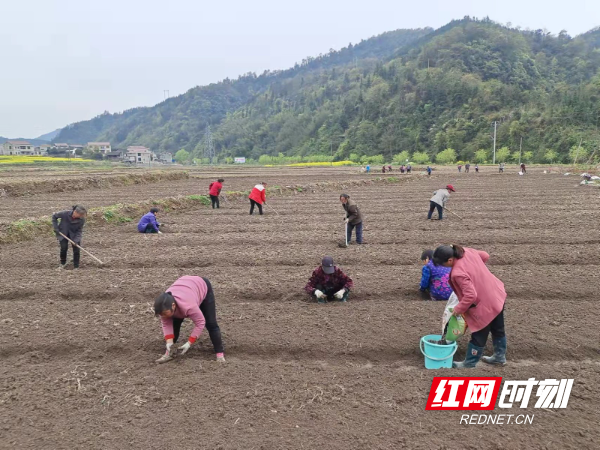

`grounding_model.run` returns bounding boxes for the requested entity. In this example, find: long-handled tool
[264,203,280,216]
[444,207,463,220]
[338,221,349,248]
[59,232,104,265]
